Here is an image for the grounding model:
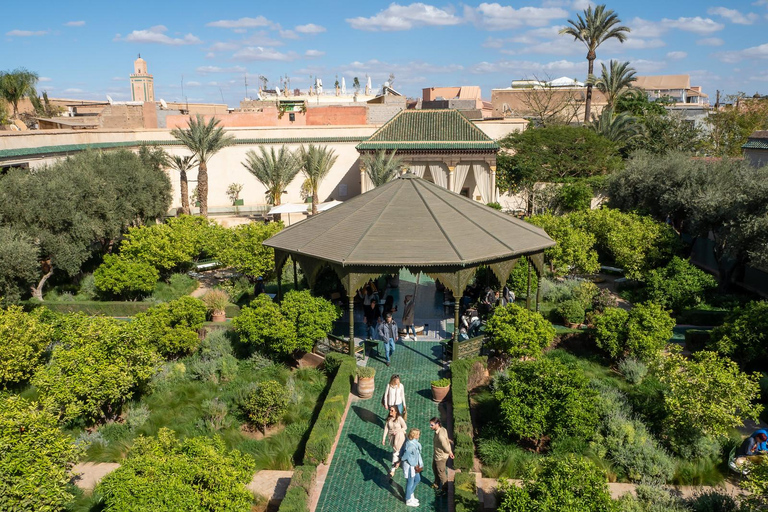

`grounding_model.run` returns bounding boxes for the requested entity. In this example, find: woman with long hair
[383,374,406,418]
[401,428,424,507]
[382,405,407,477]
